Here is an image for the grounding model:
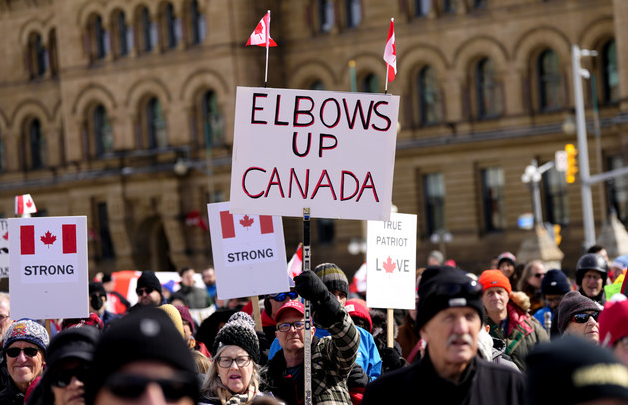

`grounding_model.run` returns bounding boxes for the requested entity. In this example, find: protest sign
[208,201,290,300]
[8,216,89,319]
[366,212,417,309]
[230,87,400,221]
[0,219,8,278]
